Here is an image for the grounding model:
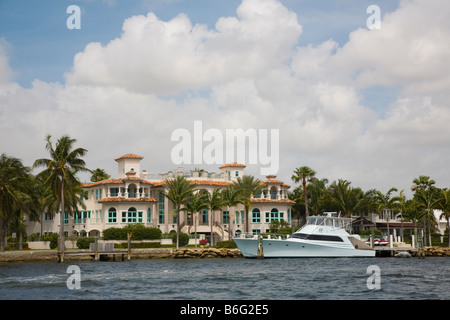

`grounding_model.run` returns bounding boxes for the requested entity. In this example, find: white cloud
[65,0,302,95]
[1,0,450,195]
